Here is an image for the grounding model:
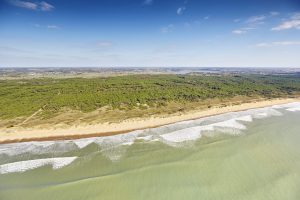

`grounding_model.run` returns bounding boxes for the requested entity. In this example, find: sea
[0,102,300,200]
